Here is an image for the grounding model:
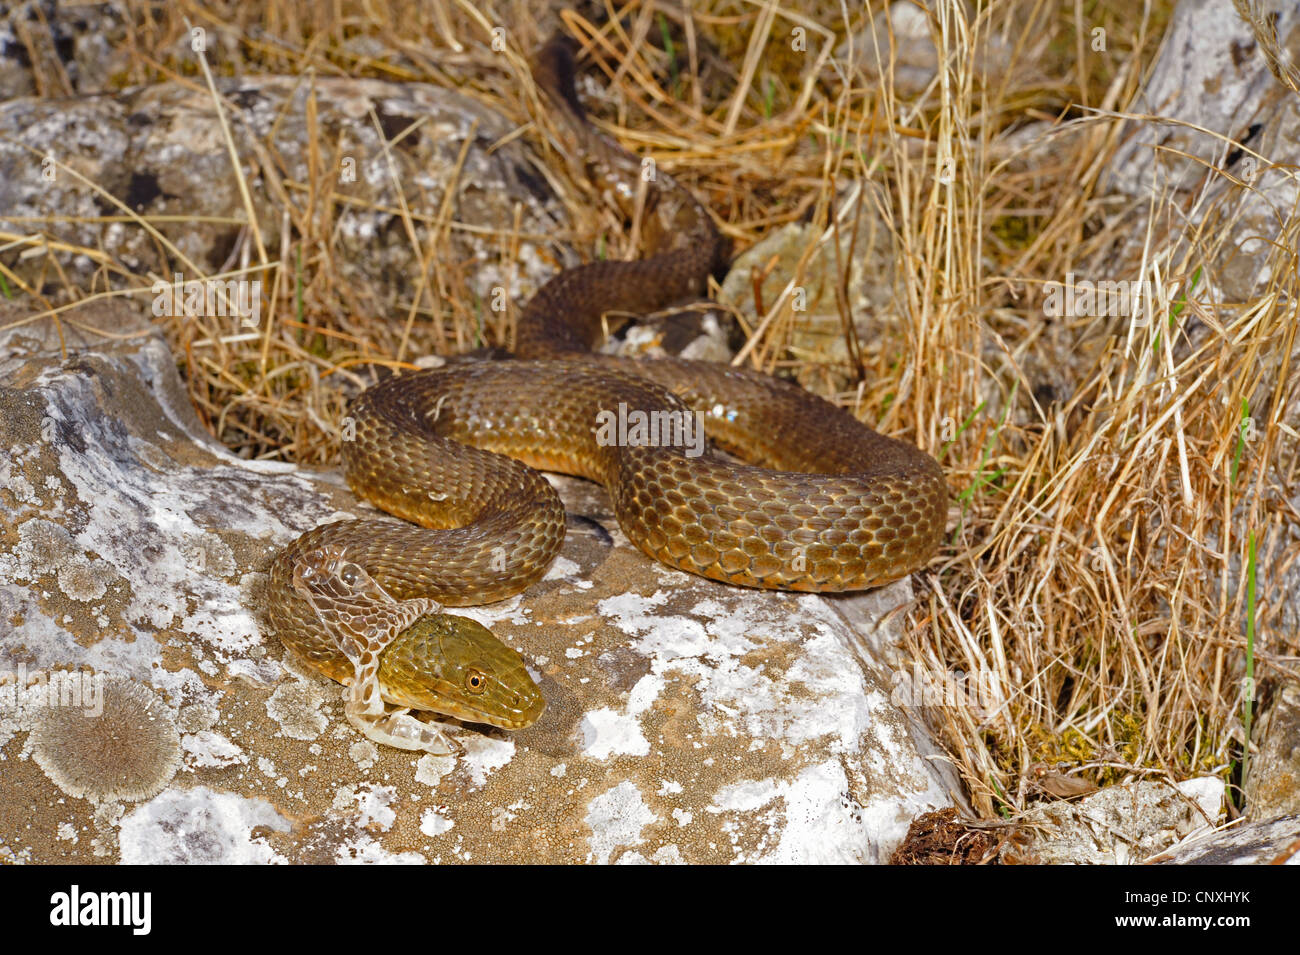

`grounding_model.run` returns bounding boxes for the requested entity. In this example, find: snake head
[378,614,546,730]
